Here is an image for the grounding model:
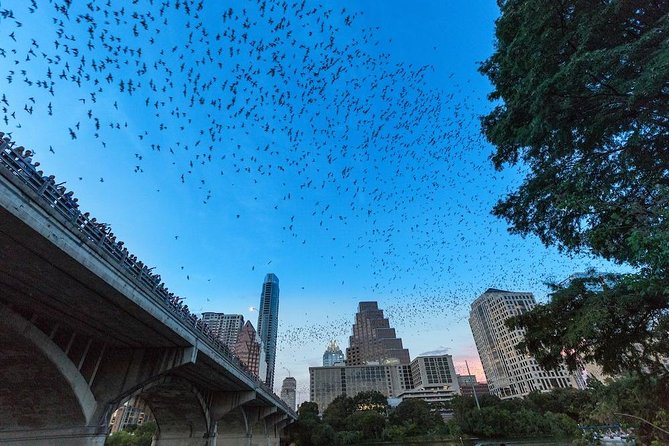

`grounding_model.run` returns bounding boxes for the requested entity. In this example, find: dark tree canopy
[481,0,669,270]
[389,399,443,434]
[482,0,669,376]
[323,395,355,430]
[298,401,320,419]
[508,272,669,376]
